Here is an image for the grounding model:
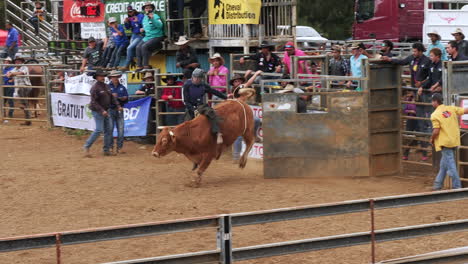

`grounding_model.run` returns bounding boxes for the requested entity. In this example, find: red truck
[353,0,424,41]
